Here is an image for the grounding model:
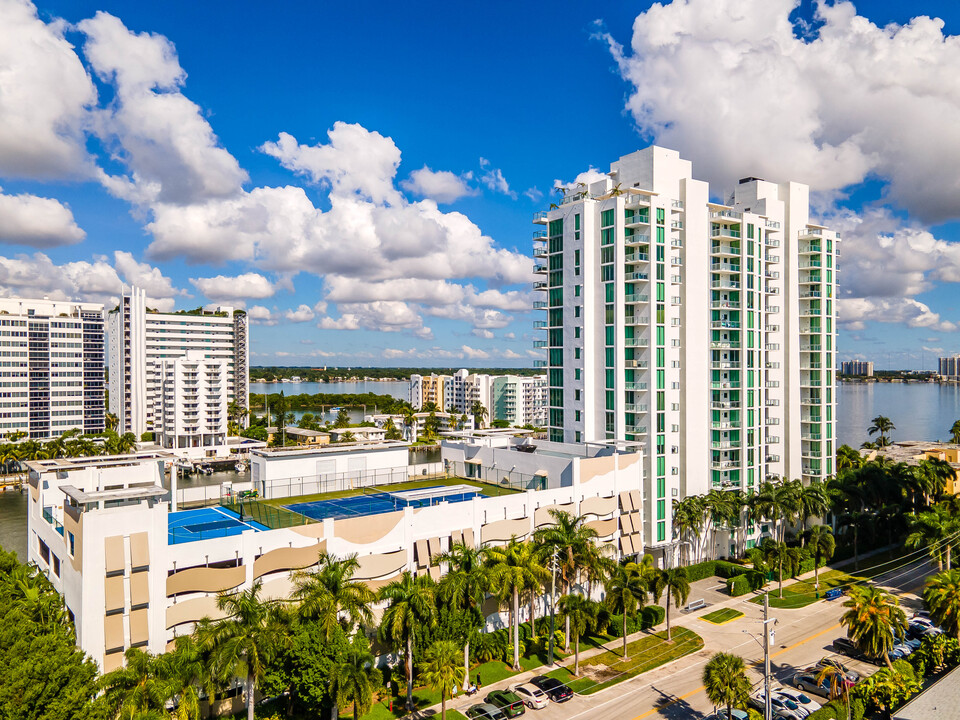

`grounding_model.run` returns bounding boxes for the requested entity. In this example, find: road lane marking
[772,623,840,659]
